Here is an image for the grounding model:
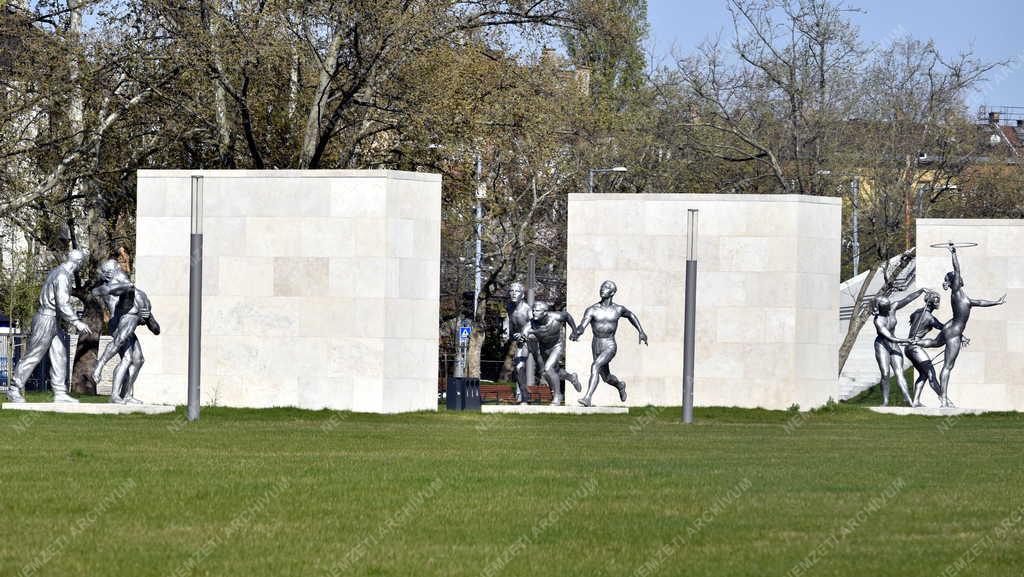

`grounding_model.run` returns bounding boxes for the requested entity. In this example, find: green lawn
[1,399,1022,577]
